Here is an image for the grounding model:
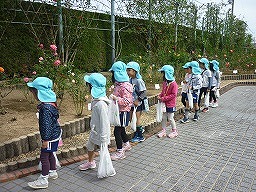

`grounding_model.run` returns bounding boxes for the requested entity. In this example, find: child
[109,61,133,160]
[180,61,203,123]
[181,62,191,109]
[157,65,179,138]
[27,77,61,189]
[198,58,212,112]
[126,61,147,143]
[79,73,116,177]
[209,60,220,108]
